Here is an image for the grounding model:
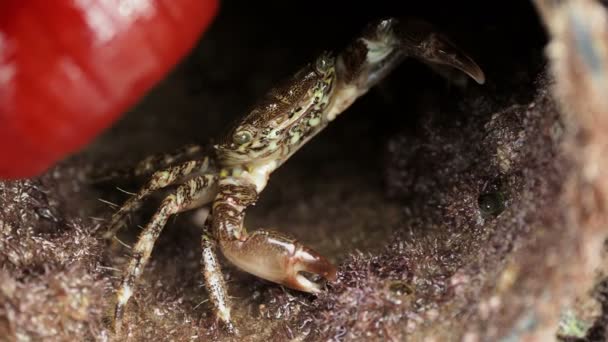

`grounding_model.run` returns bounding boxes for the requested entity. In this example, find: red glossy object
[0,0,219,179]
